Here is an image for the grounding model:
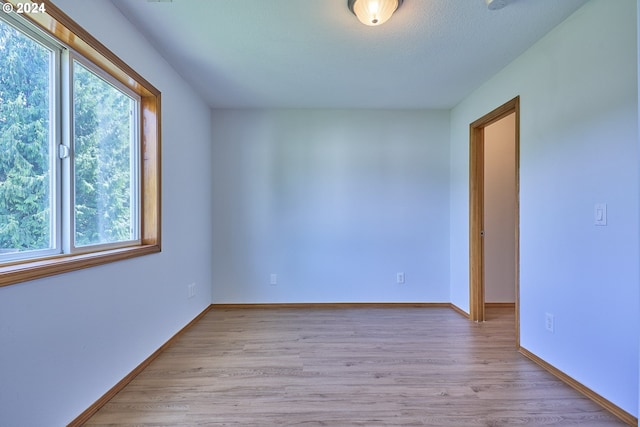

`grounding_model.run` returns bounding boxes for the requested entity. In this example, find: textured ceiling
[111,0,589,109]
